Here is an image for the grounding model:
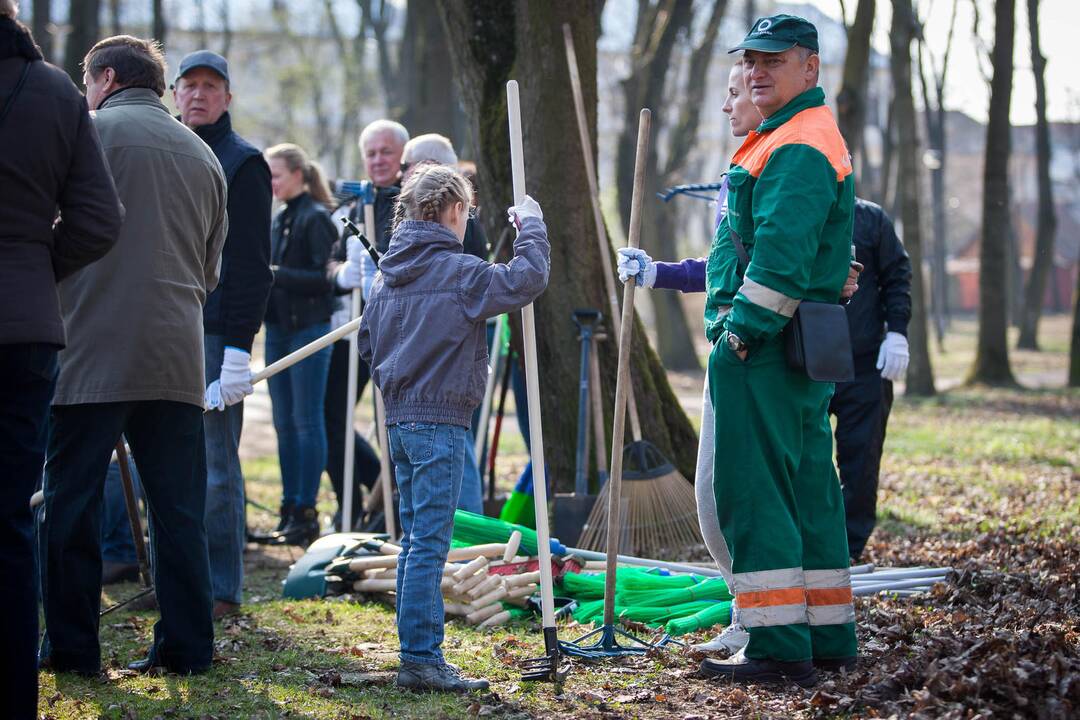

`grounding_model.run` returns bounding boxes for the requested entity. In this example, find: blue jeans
[457,430,484,515]
[390,422,465,665]
[203,334,246,603]
[265,323,332,508]
[101,457,140,565]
